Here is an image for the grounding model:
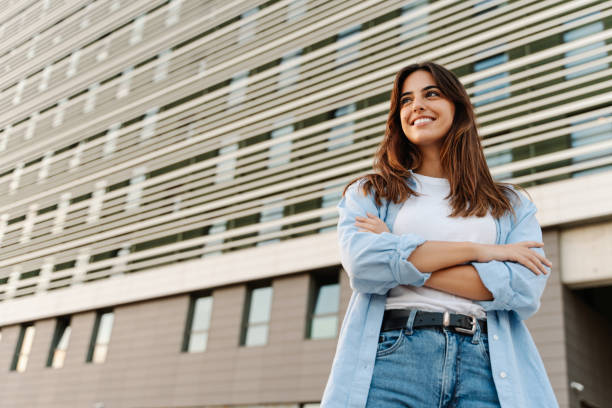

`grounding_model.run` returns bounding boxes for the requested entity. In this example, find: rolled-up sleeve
[337,181,430,295]
[472,193,550,320]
